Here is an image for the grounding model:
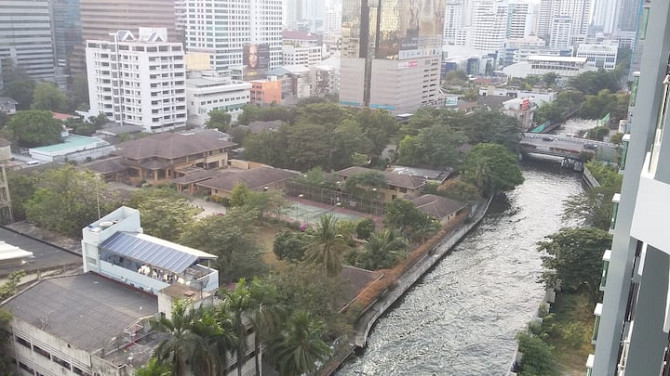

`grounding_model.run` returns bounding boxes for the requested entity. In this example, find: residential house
[409,194,467,226]
[0,97,17,115]
[334,166,426,203]
[86,129,236,185]
[192,165,299,199]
